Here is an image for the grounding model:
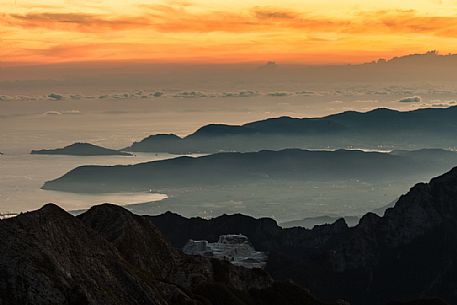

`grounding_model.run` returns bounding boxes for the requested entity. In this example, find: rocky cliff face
[79,204,273,293]
[150,167,457,305]
[0,203,329,305]
[0,204,167,305]
[4,166,457,305]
